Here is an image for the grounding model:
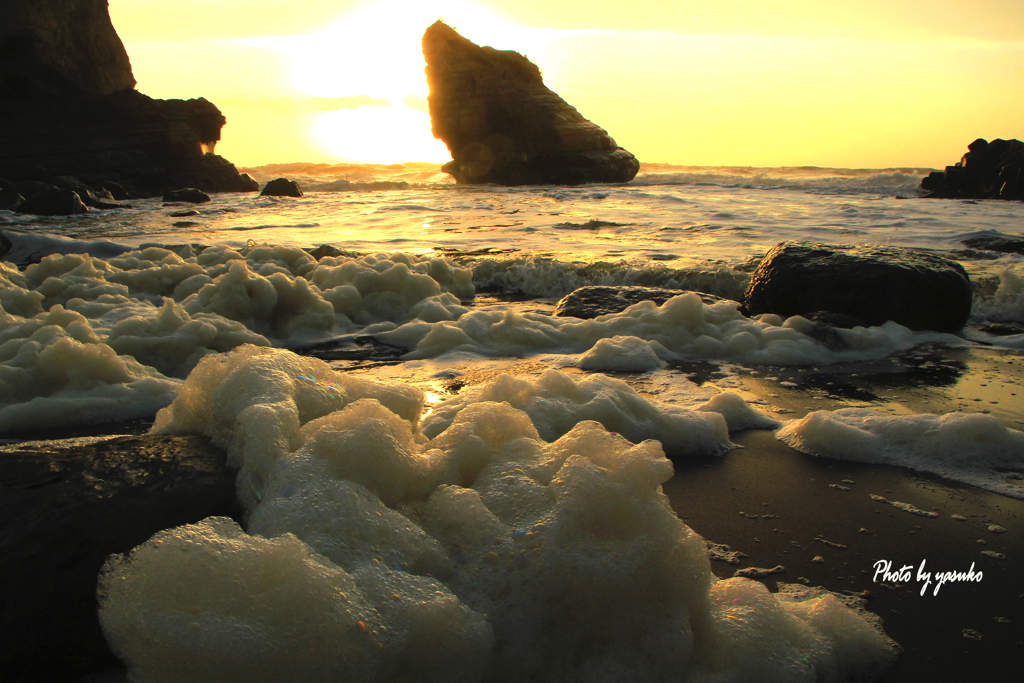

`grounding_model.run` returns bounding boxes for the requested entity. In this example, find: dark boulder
[17,187,88,215]
[422,21,640,186]
[921,138,1024,200]
[260,177,304,197]
[744,241,972,332]
[0,433,241,682]
[554,285,733,319]
[163,187,211,203]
